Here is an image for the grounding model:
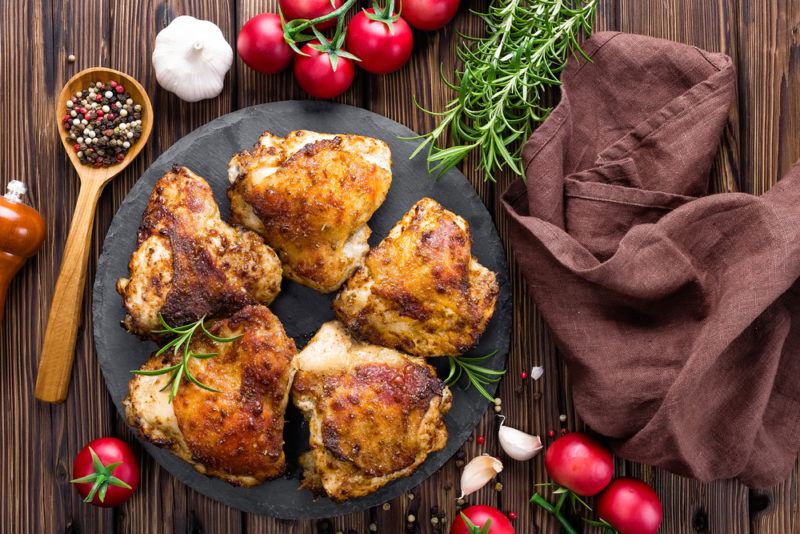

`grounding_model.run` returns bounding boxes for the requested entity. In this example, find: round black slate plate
[93,101,511,519]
